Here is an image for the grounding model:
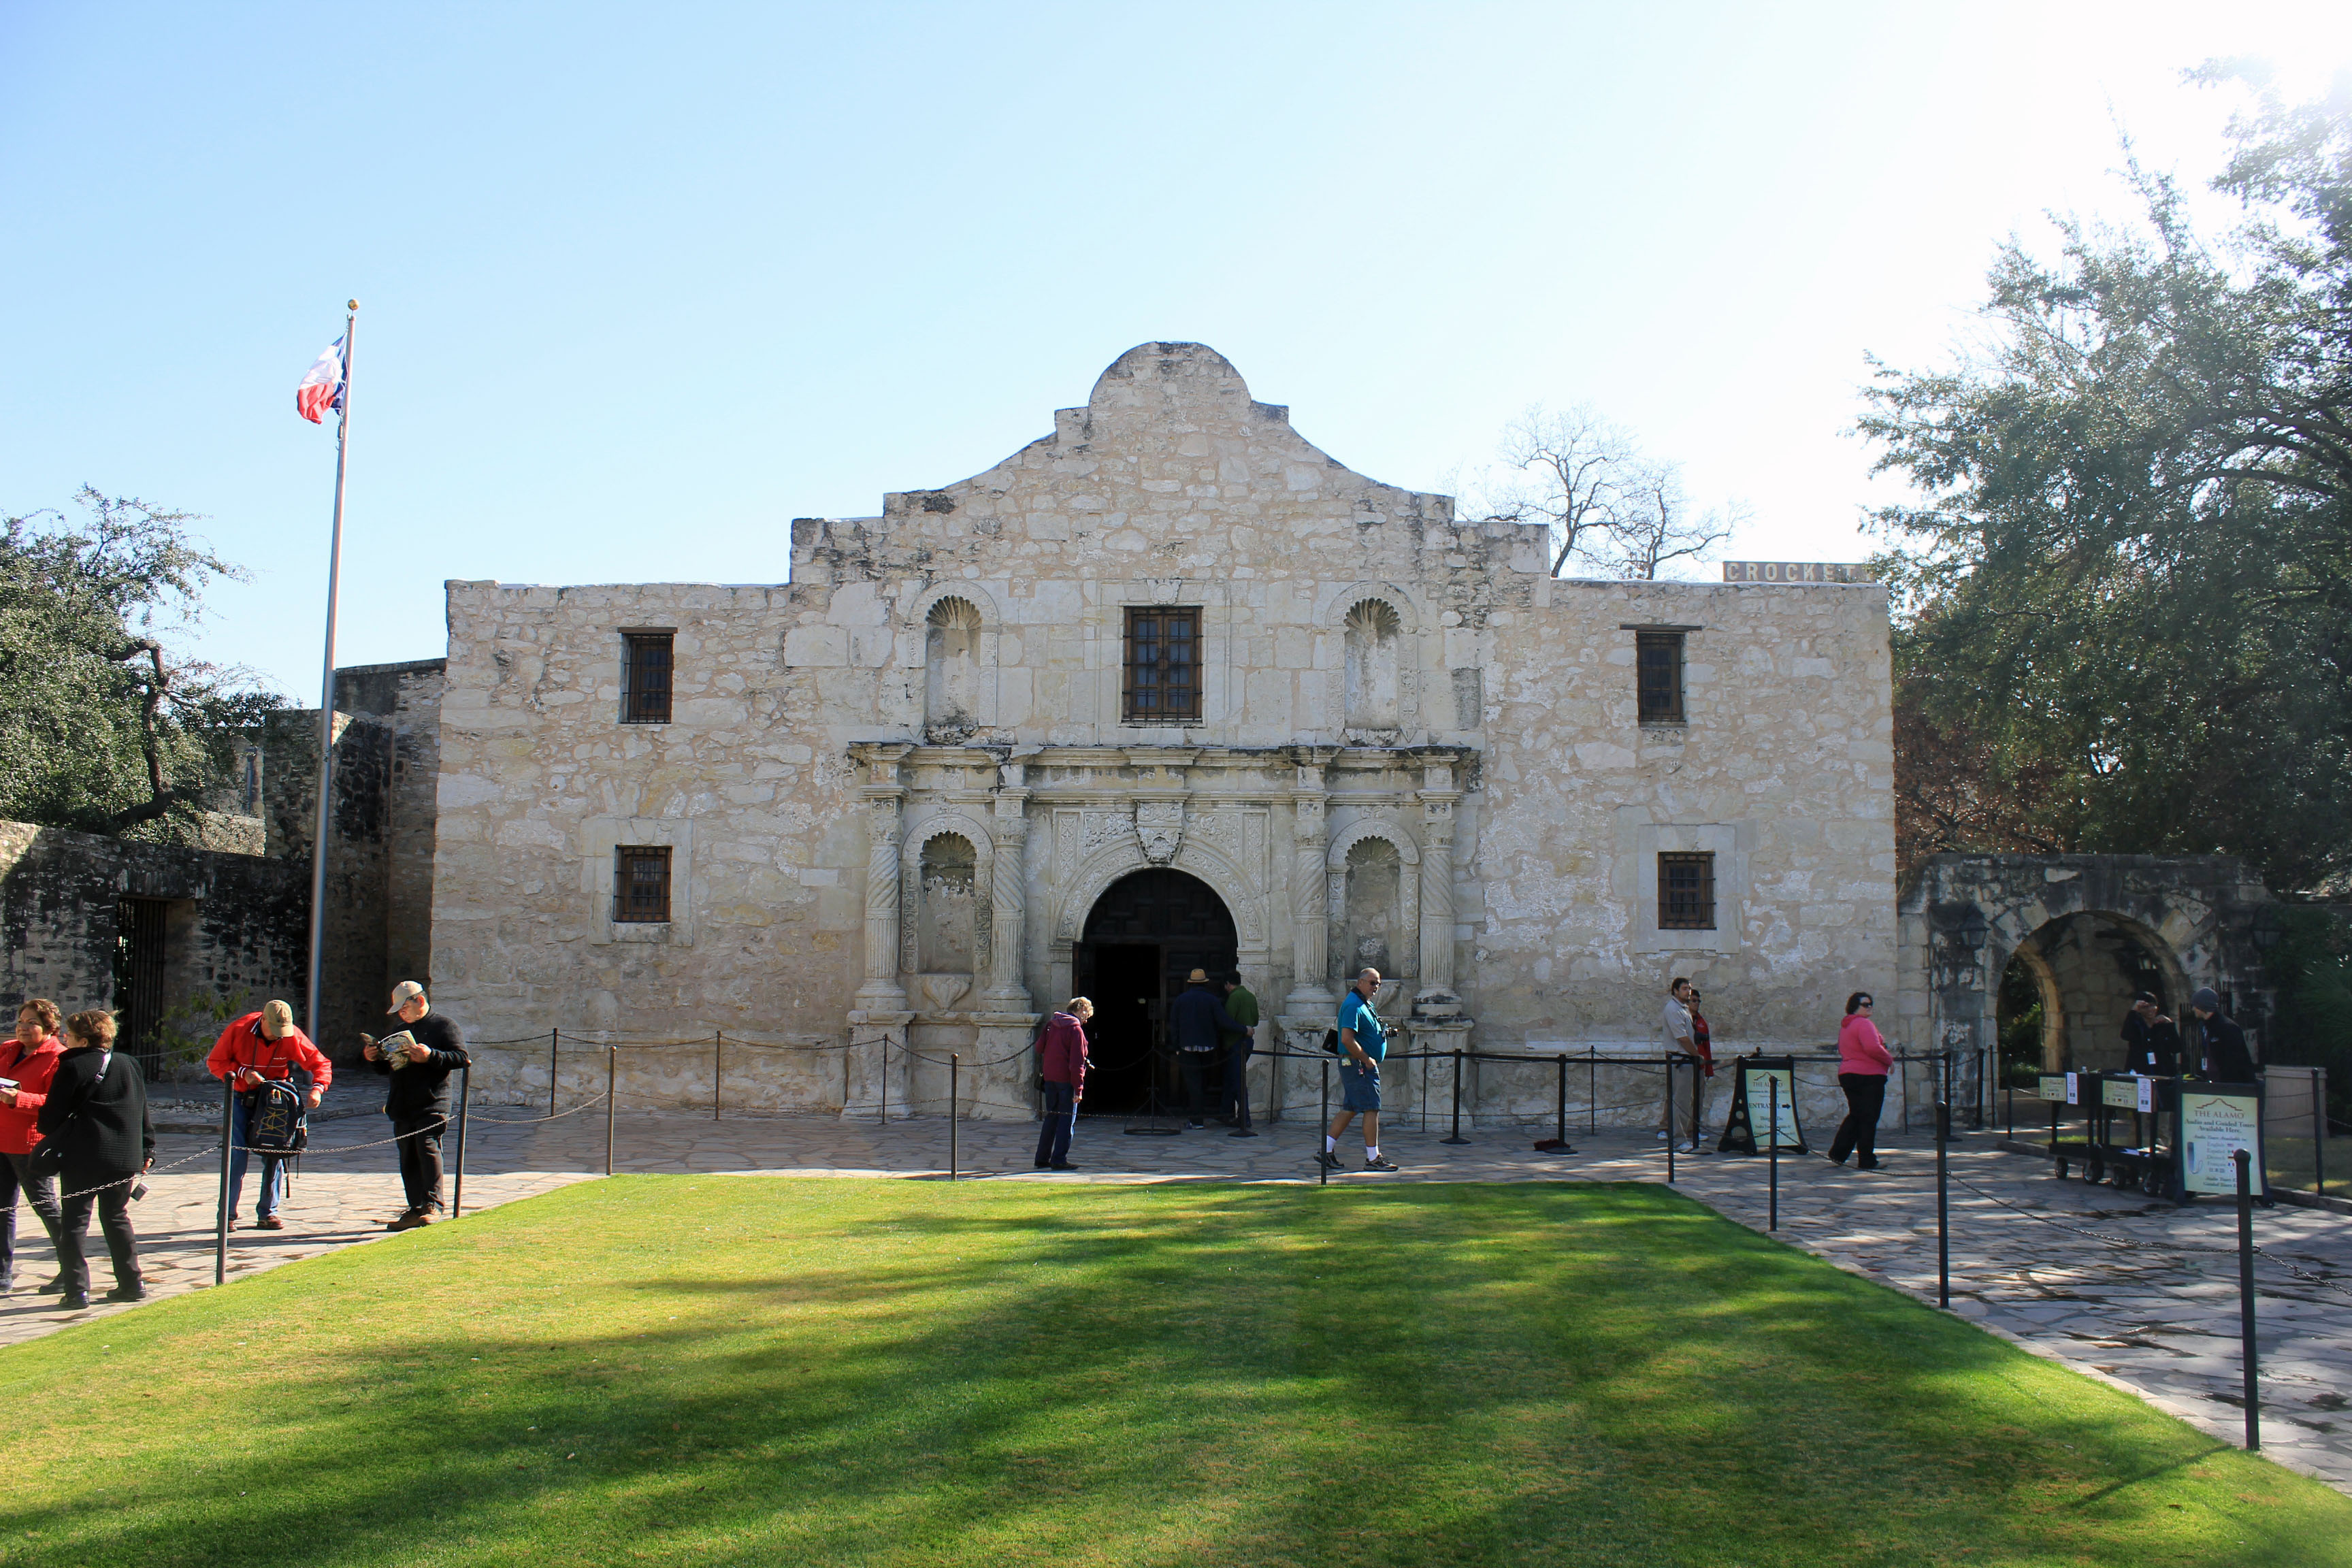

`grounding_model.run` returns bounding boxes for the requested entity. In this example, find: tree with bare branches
[1599,461,1745,580]
[1465,405,1740,579]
